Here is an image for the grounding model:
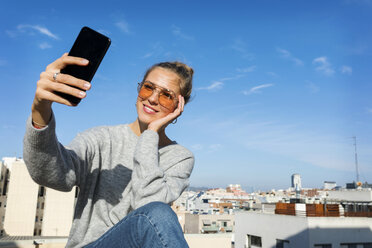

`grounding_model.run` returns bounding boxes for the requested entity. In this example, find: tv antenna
[352,136,360,183]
